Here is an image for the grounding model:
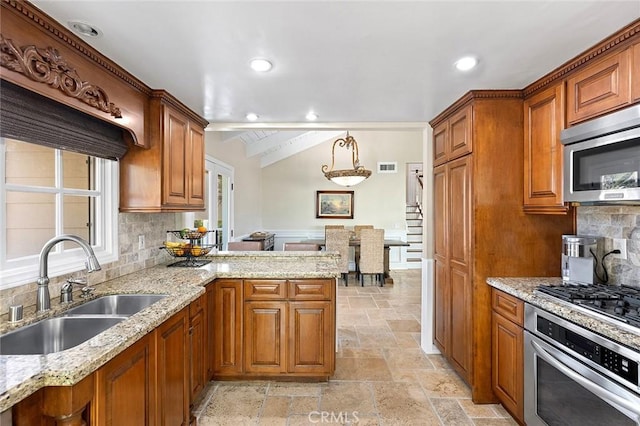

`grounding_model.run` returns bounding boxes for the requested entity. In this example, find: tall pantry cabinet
[430,91,574,403]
